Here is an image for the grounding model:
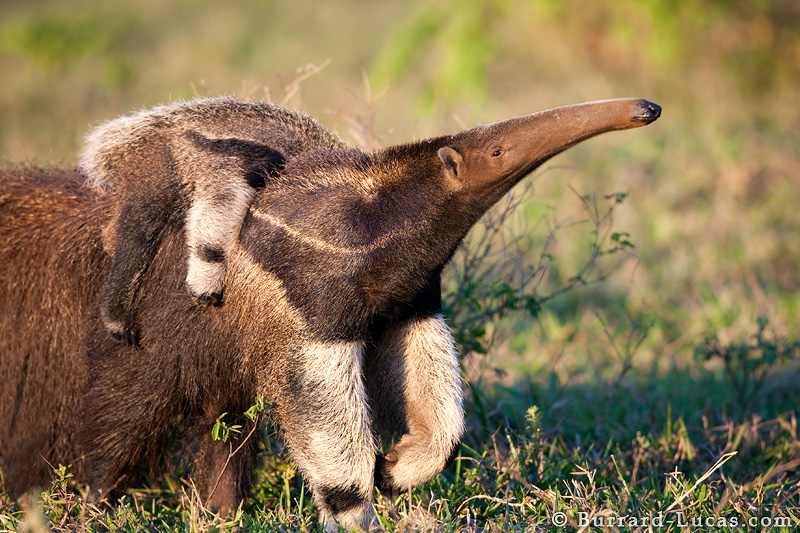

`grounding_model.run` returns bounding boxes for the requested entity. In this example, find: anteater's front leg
[368,313,464,497]
[280,340,377,532]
